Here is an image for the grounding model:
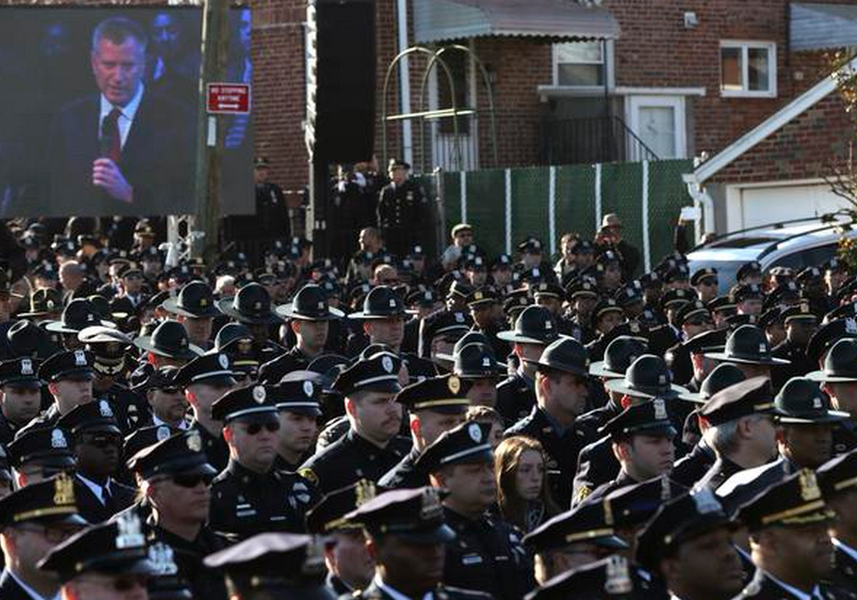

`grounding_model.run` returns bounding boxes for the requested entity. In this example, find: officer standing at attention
[299,351,412,494]
[209,383,318,540]
[733,469,849,600]
[344,486,493,600]
[818,449,857,593]
[261,283,345,383]
[495,305,561,425]
[0,357,42,446]
[379,373,470,489]
[505,337,594,508]
[376,158,426,257]
[34,349,96,426]
[176,352,239,472]
[415,421,534,600]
